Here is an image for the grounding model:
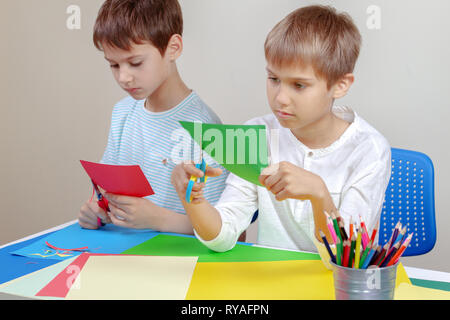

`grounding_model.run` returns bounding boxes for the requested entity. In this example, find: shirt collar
[285,106,359,158]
